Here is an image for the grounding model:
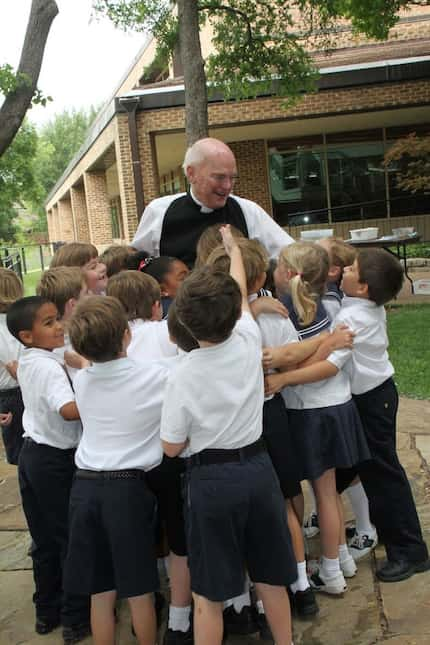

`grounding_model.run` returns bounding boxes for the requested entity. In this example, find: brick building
[45,7,430,247]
